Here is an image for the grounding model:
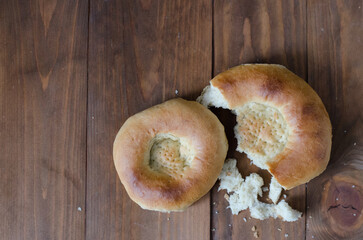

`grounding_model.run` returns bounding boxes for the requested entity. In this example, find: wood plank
[212,1,307,239]
[306,0,363,239]
[87,0,212,239]
[0,0,88,239]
